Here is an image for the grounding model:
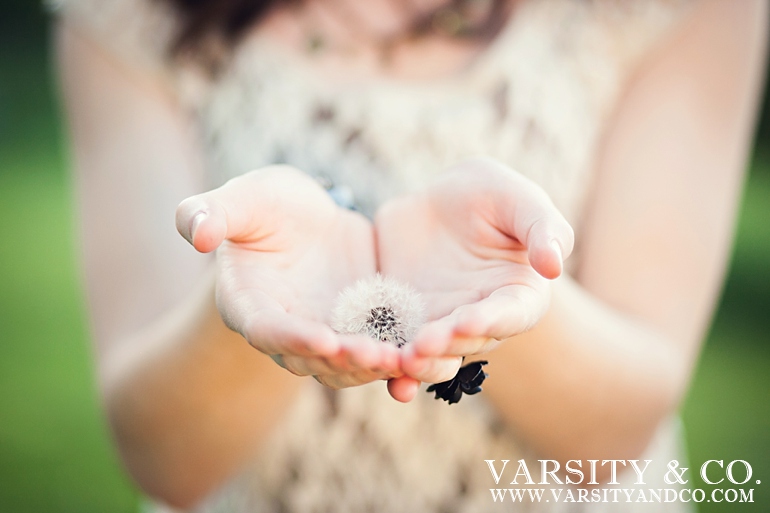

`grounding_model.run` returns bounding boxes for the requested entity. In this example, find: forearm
[483,274,692,462]
[99,270,302,508]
